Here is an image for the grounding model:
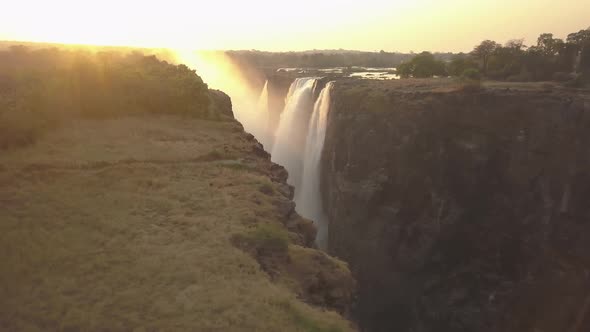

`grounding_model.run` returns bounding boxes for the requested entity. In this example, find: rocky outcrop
[321,79,590,332]
[235,130,356,316]
[208,88,234,119]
